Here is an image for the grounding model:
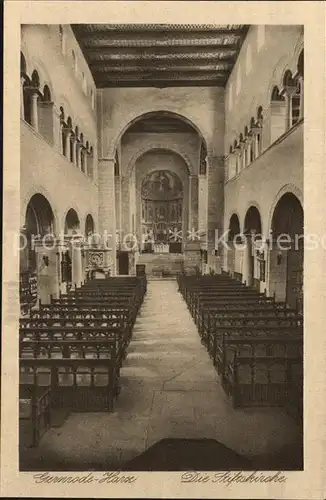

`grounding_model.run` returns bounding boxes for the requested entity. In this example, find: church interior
[19,24,304,471]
